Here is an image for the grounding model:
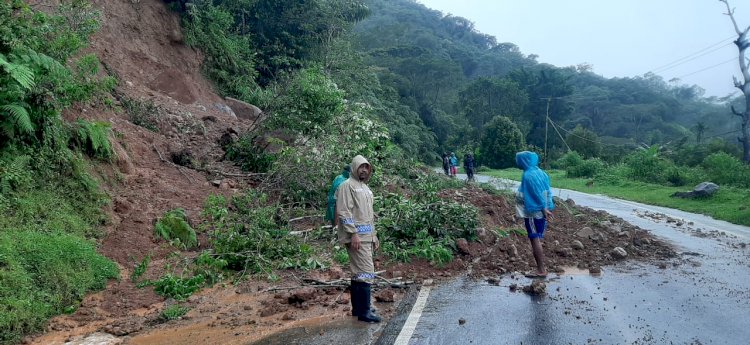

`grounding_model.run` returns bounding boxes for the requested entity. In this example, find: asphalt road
[397,175,750,345]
